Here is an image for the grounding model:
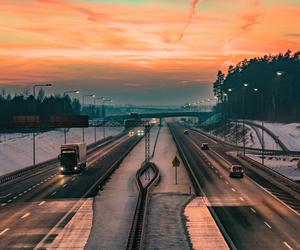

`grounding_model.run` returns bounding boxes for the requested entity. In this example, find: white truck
[60,143,87,174]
